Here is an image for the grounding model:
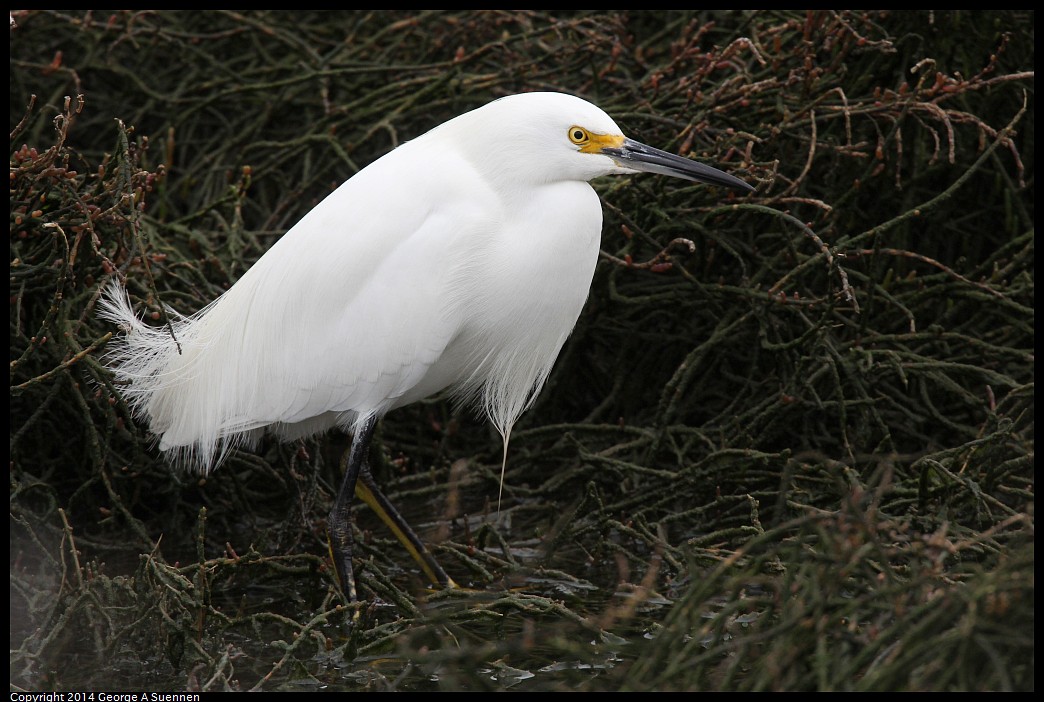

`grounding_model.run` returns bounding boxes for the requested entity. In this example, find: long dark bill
[603,138,755,192]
